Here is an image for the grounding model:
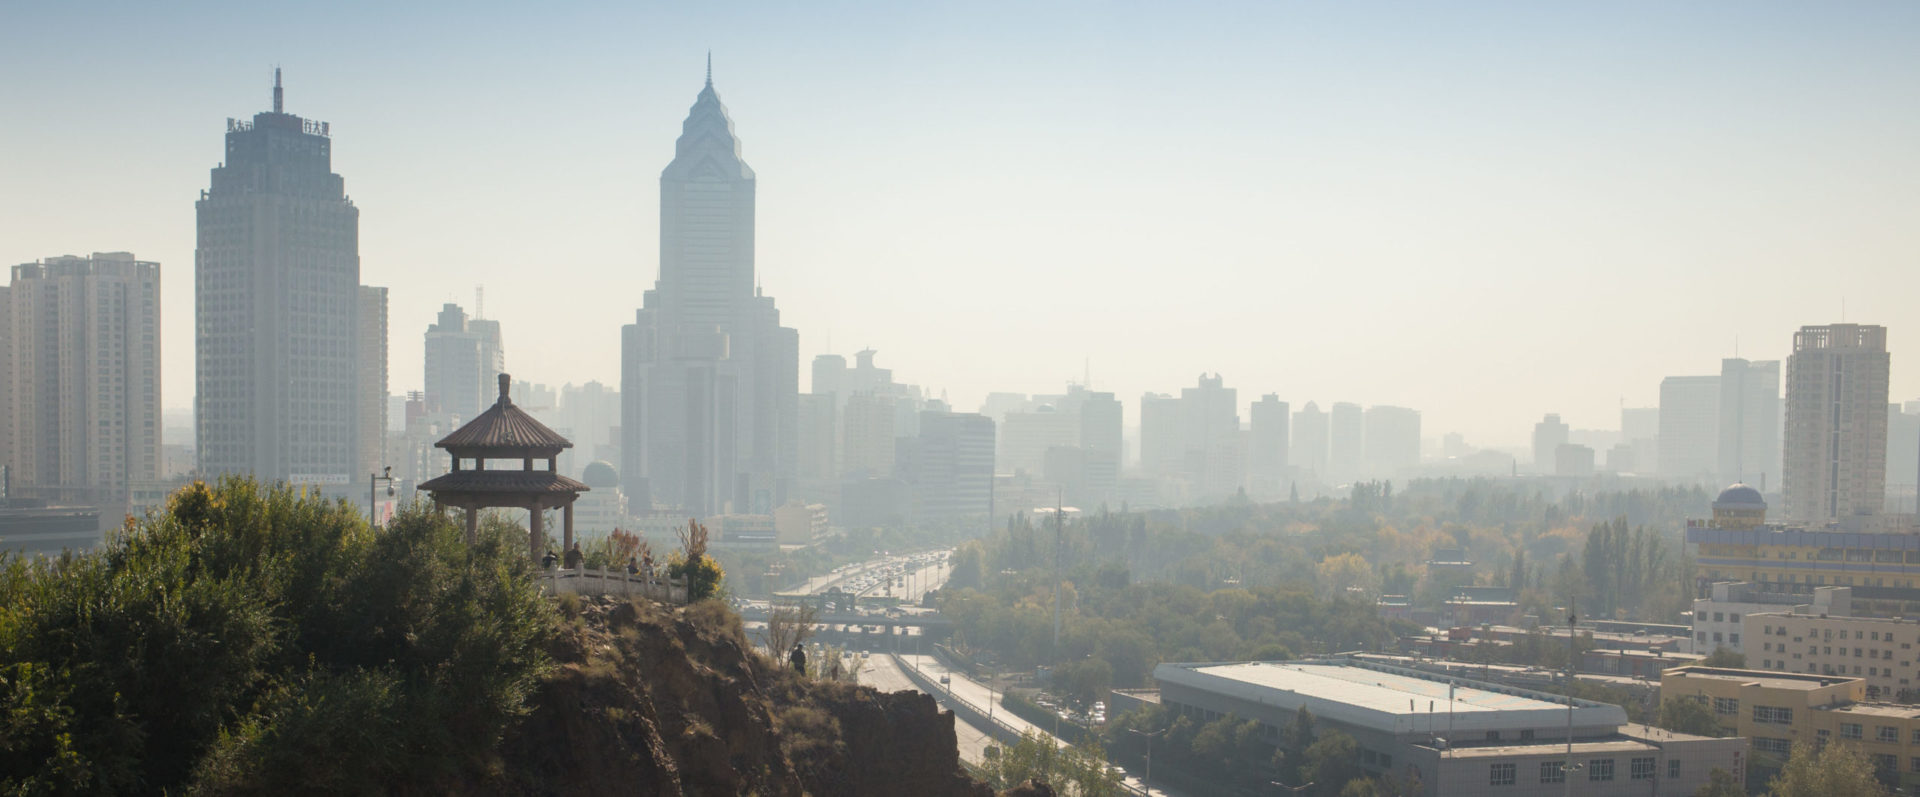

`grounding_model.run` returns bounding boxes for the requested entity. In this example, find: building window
[1631,757,1655,780]
[1491,763,1516,786]
[1669,759,1682,779]
[1754,706,1794,725]
[1486,731,1501,741]
[1756,738,1792,756]
[1874,754,1898,773]
[1910,757,1920,774]
[1880,726,1899,743]
[1841,723,1863,740]
[1589,759,1614,782]
[1714,697,1739,715]
[1540,762,1565,784]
